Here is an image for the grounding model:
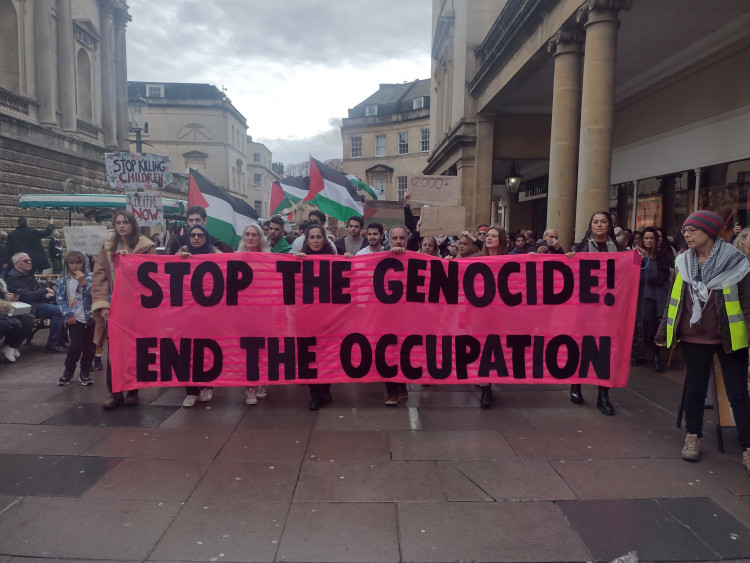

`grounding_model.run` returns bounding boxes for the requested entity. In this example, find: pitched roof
[347,79,430,118]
